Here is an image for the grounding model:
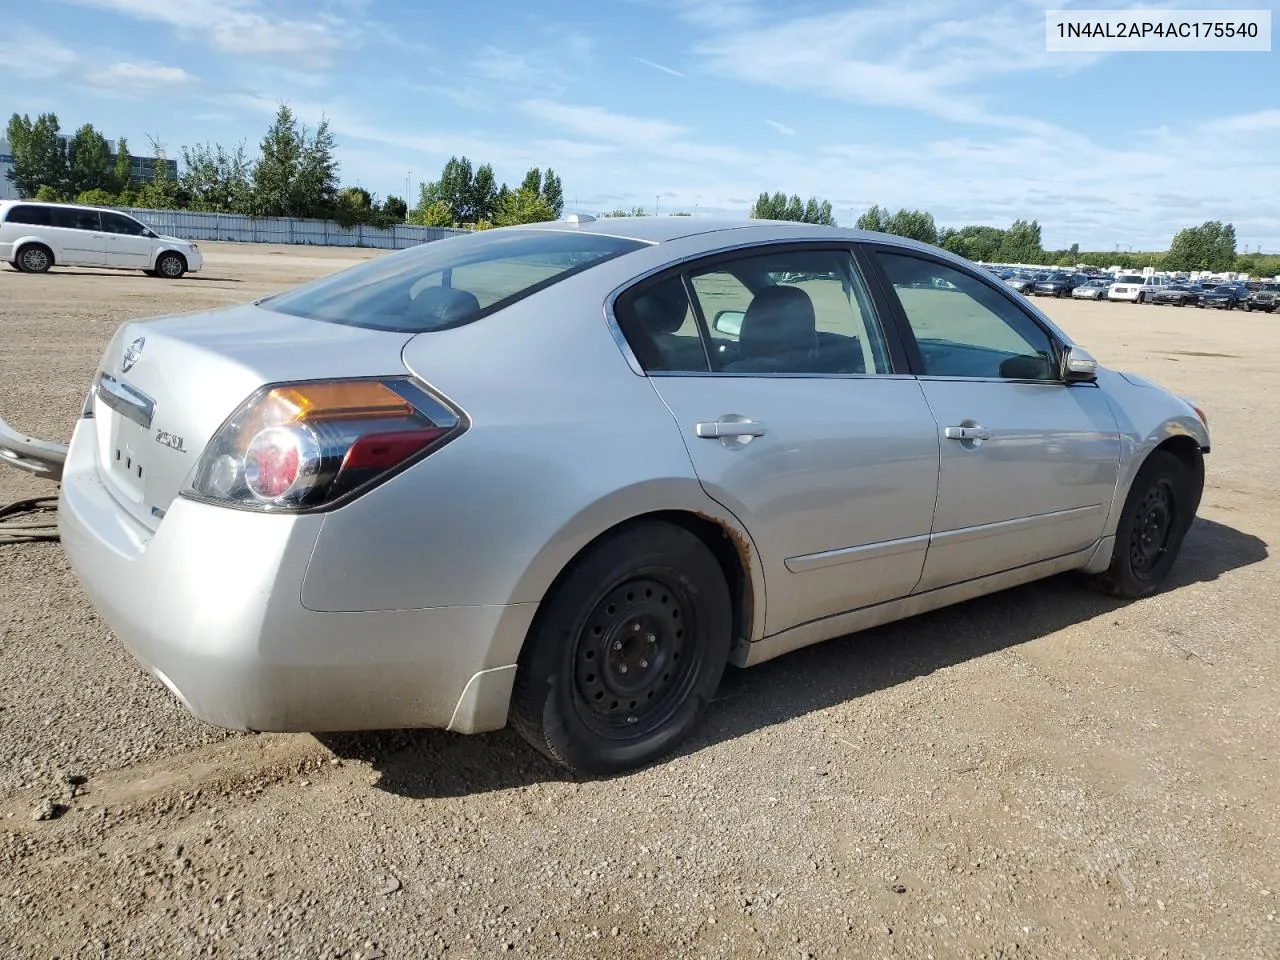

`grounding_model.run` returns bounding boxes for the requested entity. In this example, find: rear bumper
[57,421,534,734]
